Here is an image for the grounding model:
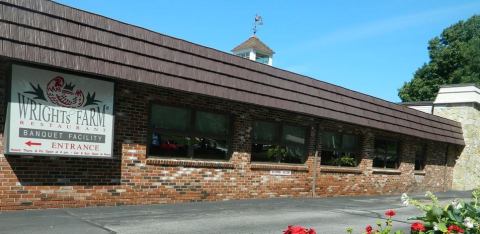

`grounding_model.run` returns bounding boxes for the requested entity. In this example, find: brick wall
[0,61,458,210]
